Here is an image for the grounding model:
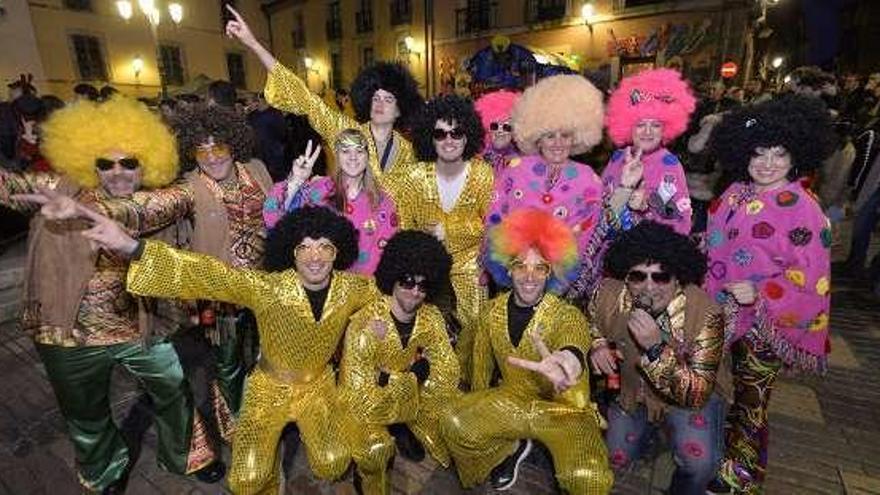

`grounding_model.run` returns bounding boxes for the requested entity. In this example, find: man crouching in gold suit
[71,204,377,495]
[442,208,613,494]
[339,230,461,494]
